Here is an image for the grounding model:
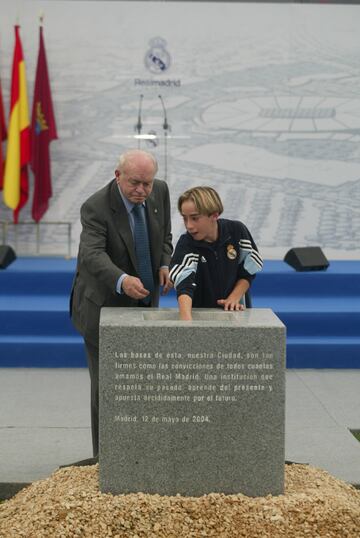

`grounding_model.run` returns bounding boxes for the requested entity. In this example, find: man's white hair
[117,149,158,175]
